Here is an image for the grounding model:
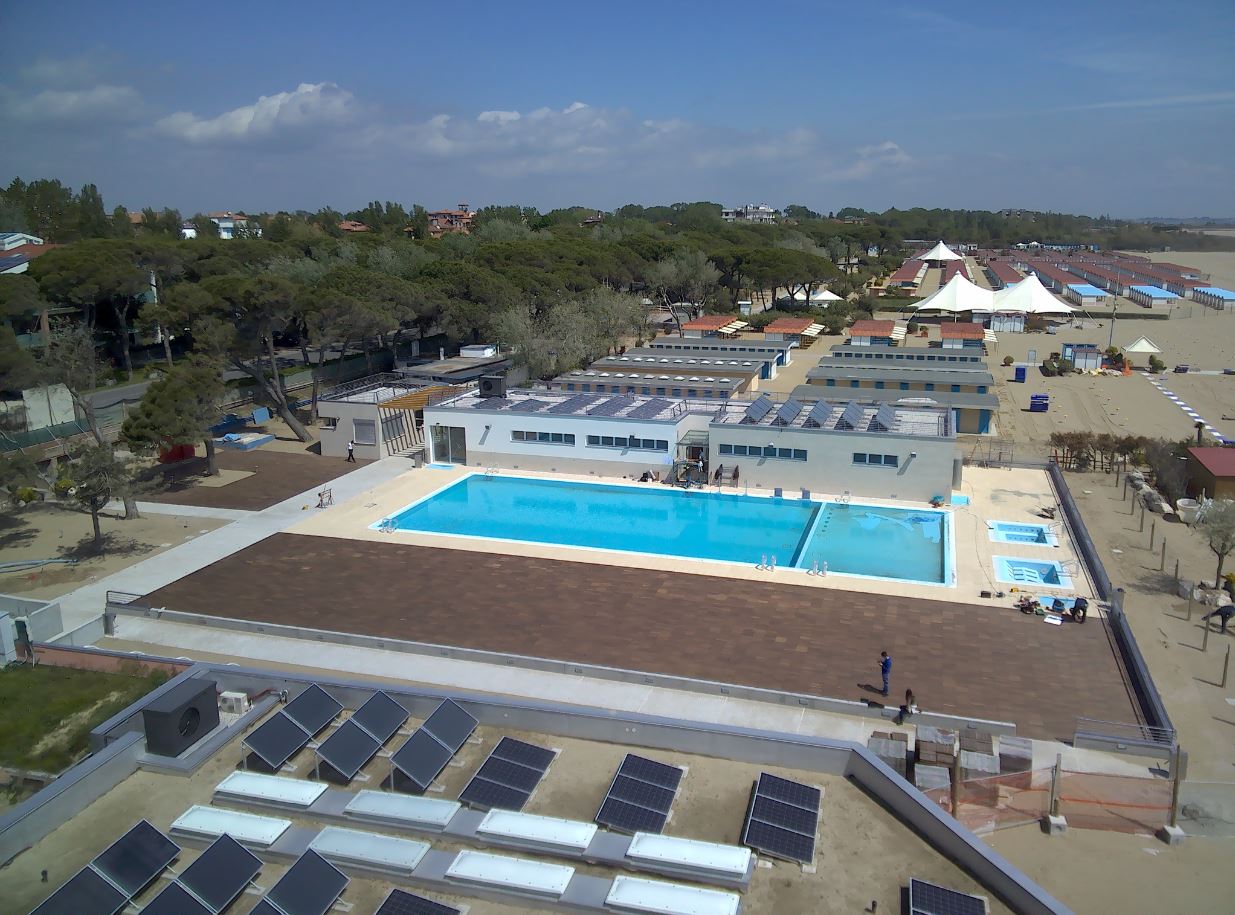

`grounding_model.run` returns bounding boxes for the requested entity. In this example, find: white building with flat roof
[423,389,958,499]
